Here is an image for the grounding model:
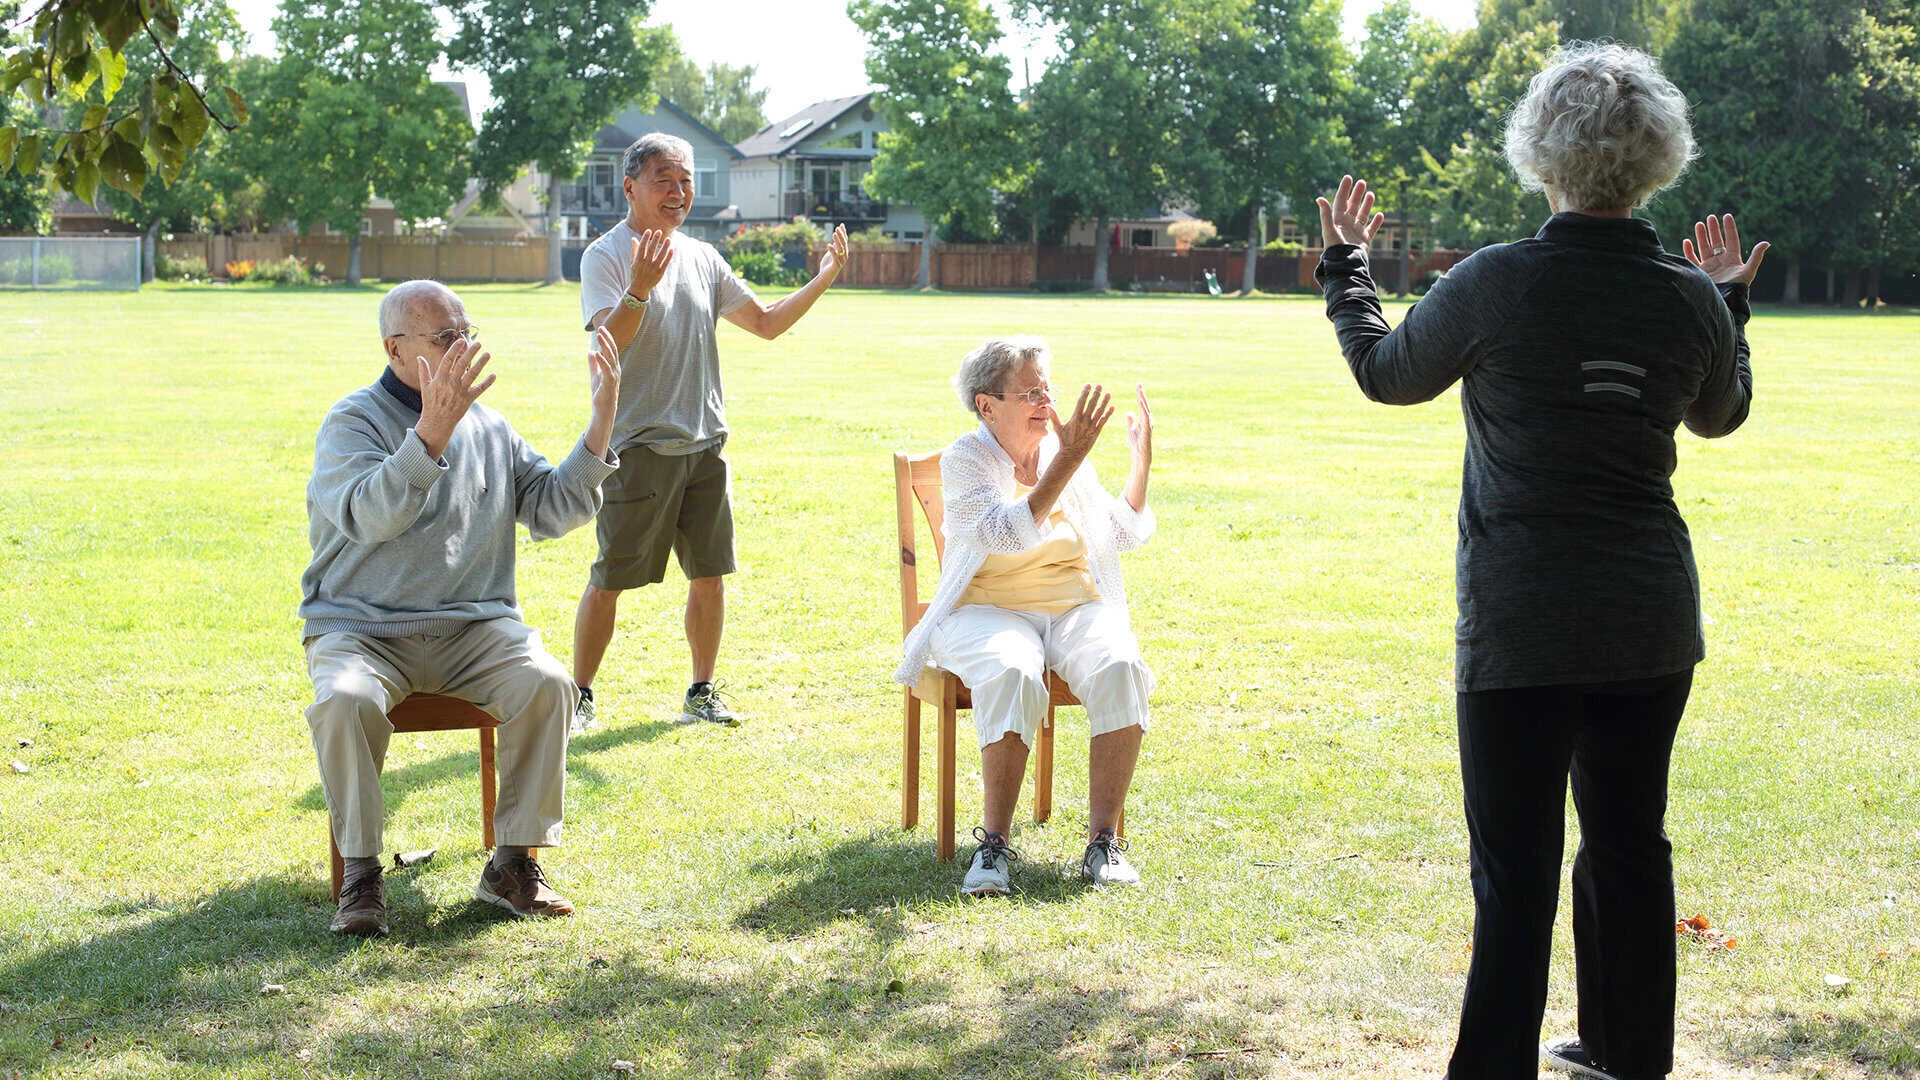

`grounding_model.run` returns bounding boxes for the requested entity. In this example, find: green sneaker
[680,682,740,726]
